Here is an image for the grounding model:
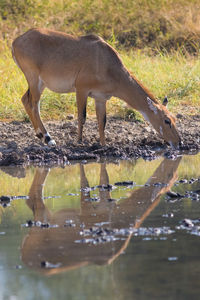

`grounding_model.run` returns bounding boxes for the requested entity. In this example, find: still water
[0,154,200,300]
